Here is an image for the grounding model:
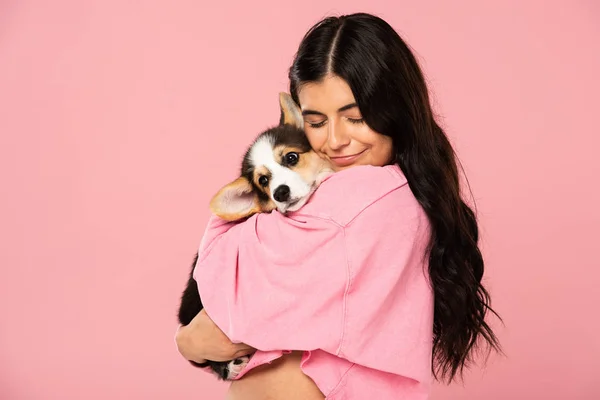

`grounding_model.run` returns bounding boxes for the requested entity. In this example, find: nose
[328,119,351,150]
[273,185,290,202]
